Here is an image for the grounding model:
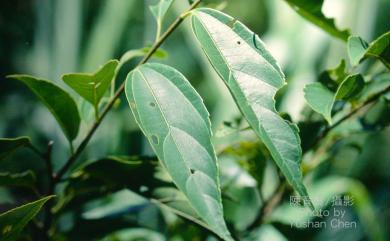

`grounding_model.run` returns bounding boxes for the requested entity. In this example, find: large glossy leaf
[304,74,365,124]
[0,196,54,241]
[191,8,313,209]
[7,75,80,141]
[283,0,350,41]
[62,60,119,108]
[0,137,31,161]
[125,63,232,240]
[347,32,390,68]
